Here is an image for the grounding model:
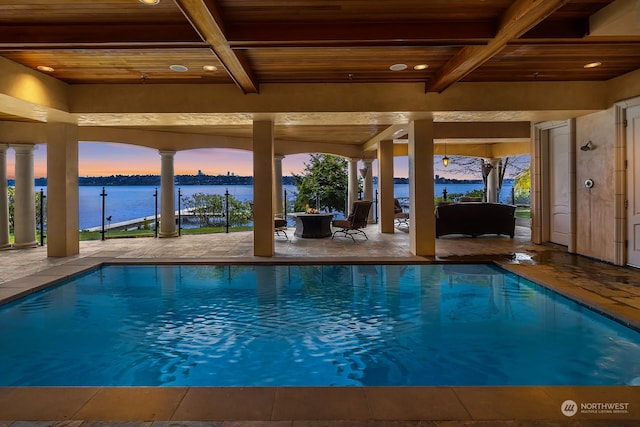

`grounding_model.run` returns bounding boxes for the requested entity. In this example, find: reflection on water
[0,263,639,386]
